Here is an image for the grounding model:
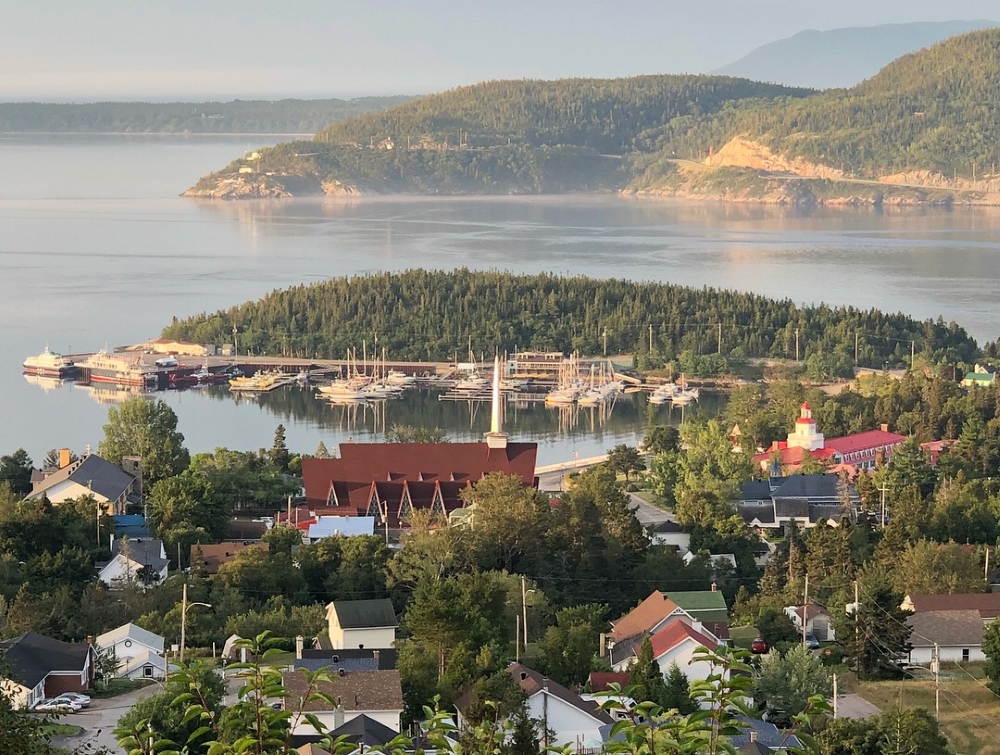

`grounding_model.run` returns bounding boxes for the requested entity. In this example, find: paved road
[54,684,160,754]
[628,492,673,527]
[834,693,880,720]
